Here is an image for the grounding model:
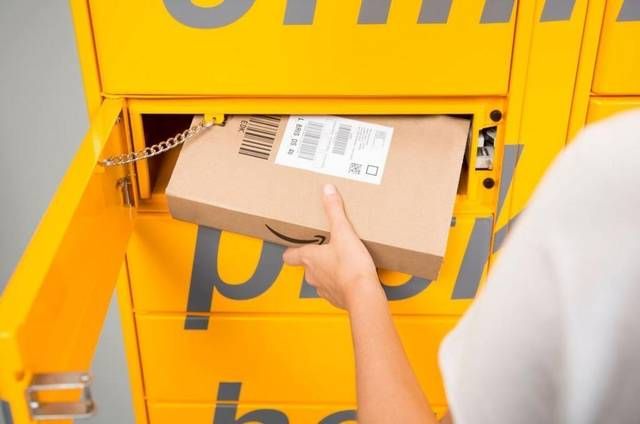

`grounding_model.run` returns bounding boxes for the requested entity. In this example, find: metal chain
[99,118,215,167]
